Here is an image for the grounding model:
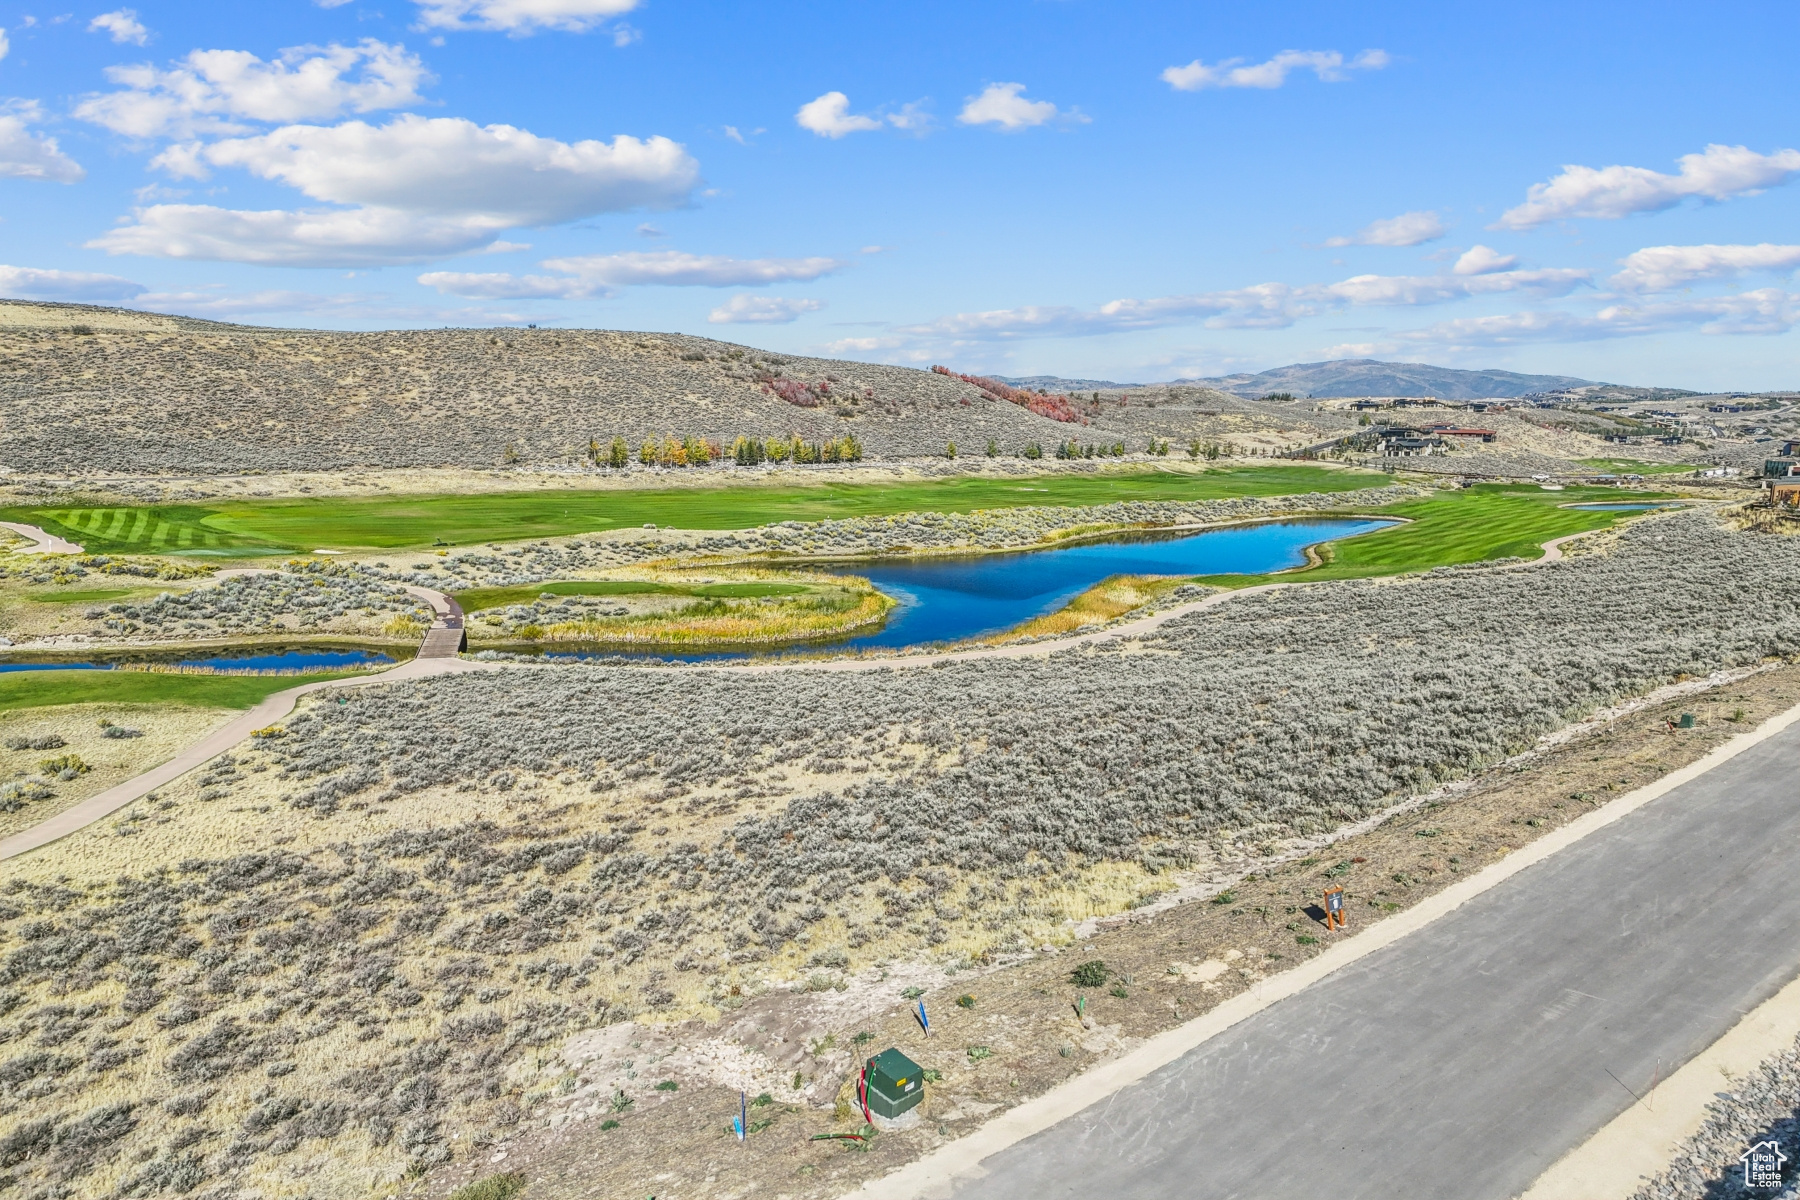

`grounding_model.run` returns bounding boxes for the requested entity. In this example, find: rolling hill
[0,301,1095,476]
